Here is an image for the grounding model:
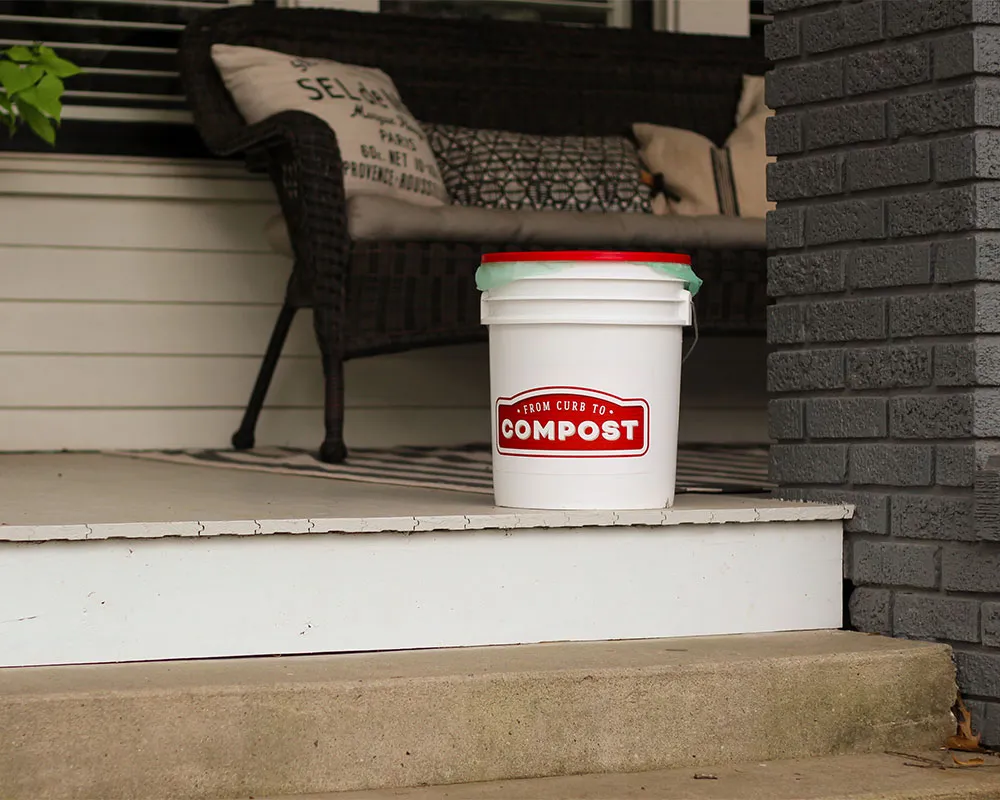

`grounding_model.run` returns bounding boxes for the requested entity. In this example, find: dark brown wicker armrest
[195,107,328,158]
[178,10,349,307]
[212,111,350,309]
